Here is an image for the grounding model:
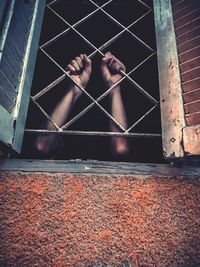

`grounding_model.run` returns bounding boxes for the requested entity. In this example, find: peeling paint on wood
[154,0,186,158]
